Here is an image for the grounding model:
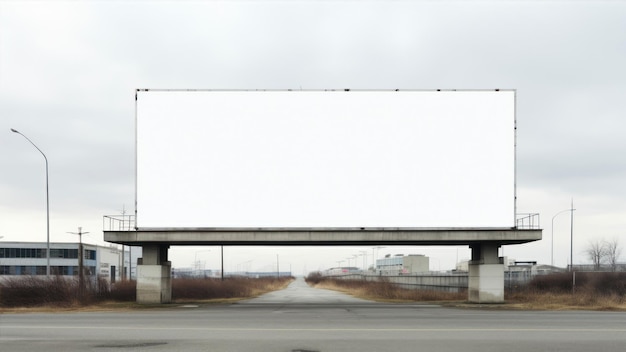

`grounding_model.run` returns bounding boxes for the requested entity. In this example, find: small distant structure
[455,258,565,287]
[172,268,221,278]
[323,267,360,275]
[569,263,626,272]
[375,254,429,275]
[172,268,291,279]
